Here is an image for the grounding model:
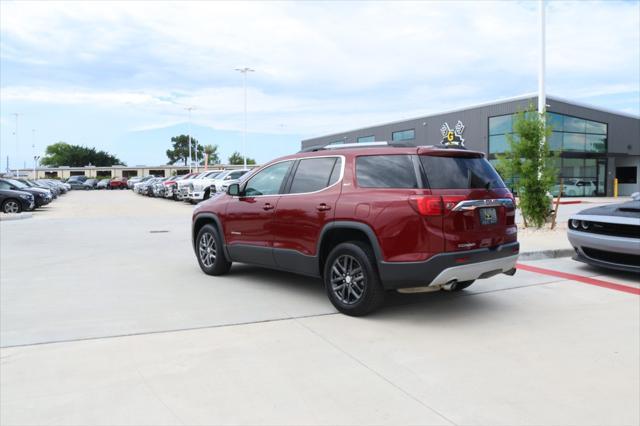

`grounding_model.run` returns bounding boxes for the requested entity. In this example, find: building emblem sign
[440,120,465,146]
